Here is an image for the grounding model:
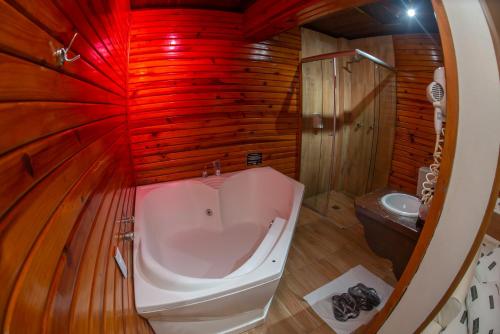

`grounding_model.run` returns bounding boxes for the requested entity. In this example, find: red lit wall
[0,1,151,332]
[128,9,301,185]
[0,0,445,330]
